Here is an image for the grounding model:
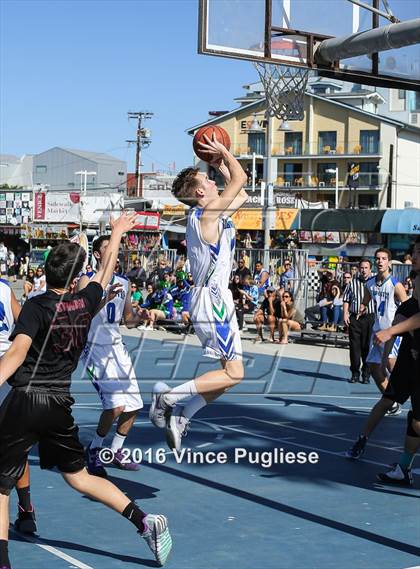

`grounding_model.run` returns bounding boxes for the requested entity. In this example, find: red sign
[34,192,46,220]
[133,211,160,231]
